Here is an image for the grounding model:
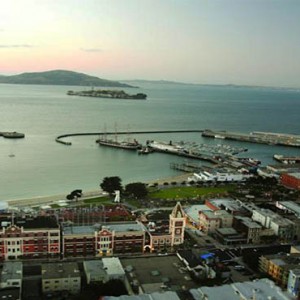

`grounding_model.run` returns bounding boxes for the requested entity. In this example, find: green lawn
[83,196,112,205]
[149,185,235,200]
